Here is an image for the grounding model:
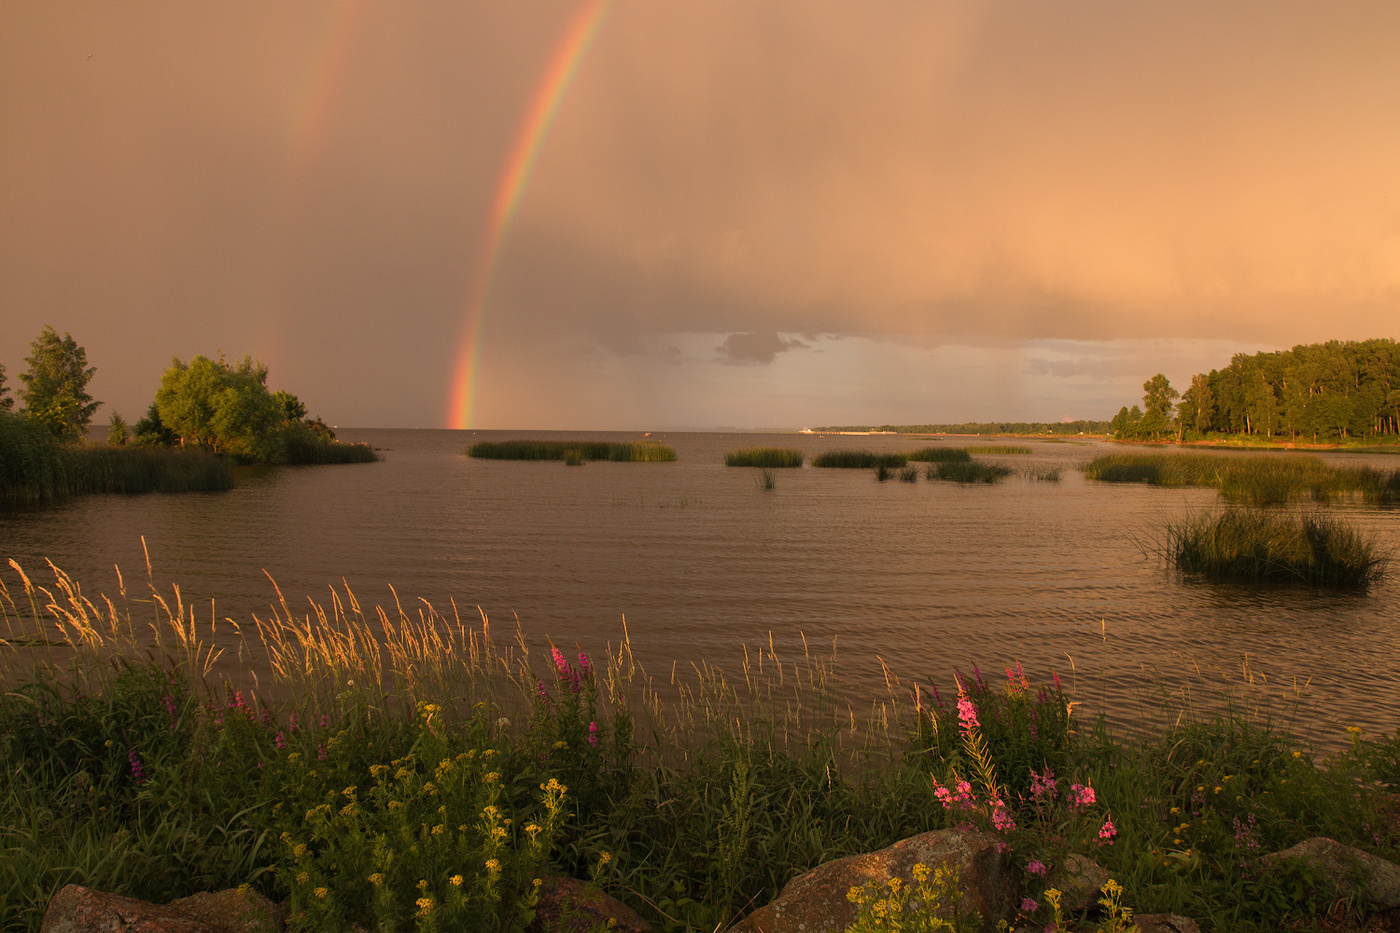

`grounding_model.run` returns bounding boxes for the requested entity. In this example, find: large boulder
[528,875,651,933]
[41,886,283,933]
[1047,853,1110,913]
[1261,836,1400,909]
[730,830,1016,933]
